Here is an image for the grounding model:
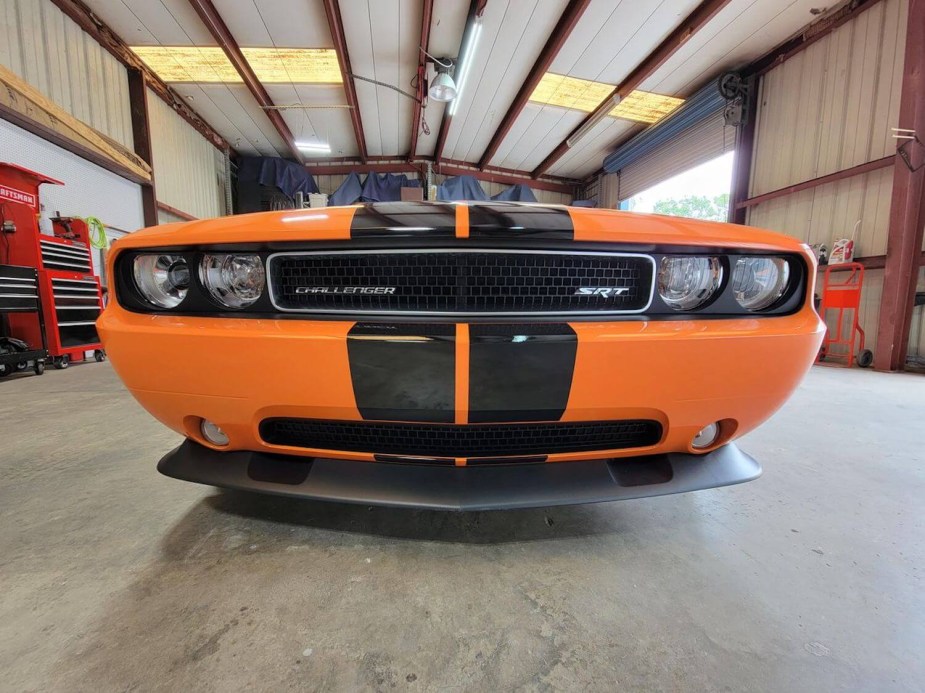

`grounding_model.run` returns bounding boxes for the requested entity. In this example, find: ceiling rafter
[187,0,304,163]
[48,0,231,154]
[408,0,434,161]
[433,0,486,165]
[531,0,734,178]
[321,0,368,163]
[476,0,592,170]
